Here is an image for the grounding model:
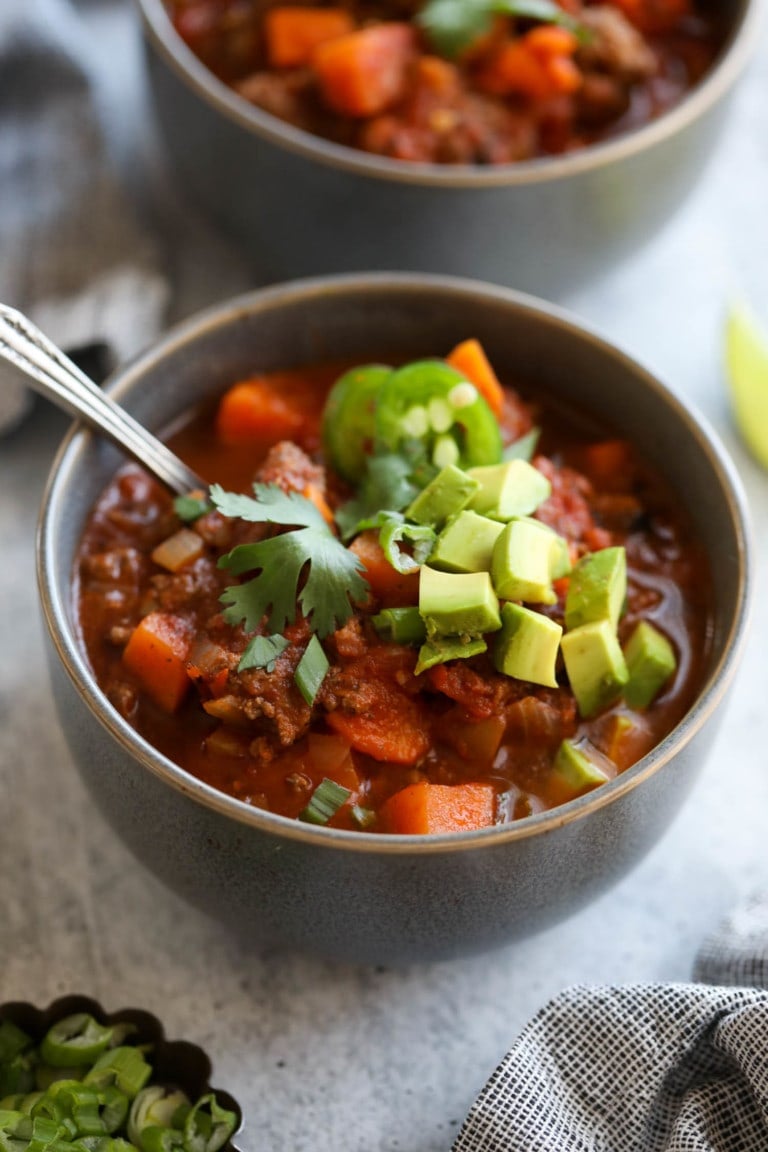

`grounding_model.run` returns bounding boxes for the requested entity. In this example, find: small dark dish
[135,0,758,297]
[0,995,242,1149]
[38,274,751,964]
